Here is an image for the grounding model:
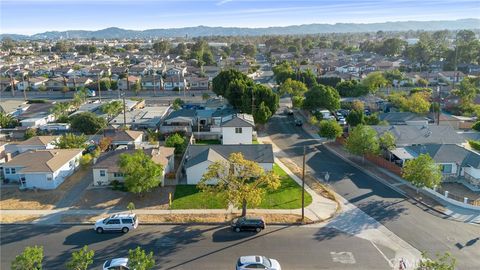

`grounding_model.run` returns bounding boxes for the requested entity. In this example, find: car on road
[103,258,129,270]
[283,108,294,115]
[294,118,303,126]
[338,117,347,125]
[231,216,266,232]
[94,213,138,234]
[236,255,281,270]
